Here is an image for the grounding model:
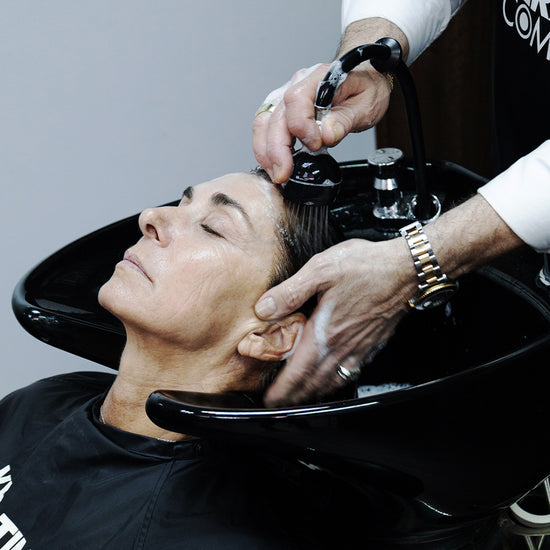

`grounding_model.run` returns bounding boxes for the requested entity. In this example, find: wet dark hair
[251,167,343,316]
[250,168,349,399]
